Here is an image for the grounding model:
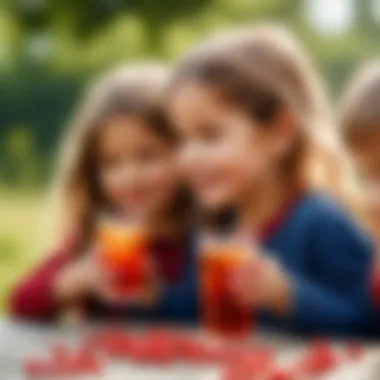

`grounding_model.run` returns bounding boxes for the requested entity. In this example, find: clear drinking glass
[96,216,151,296]
[199,233,255,339]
